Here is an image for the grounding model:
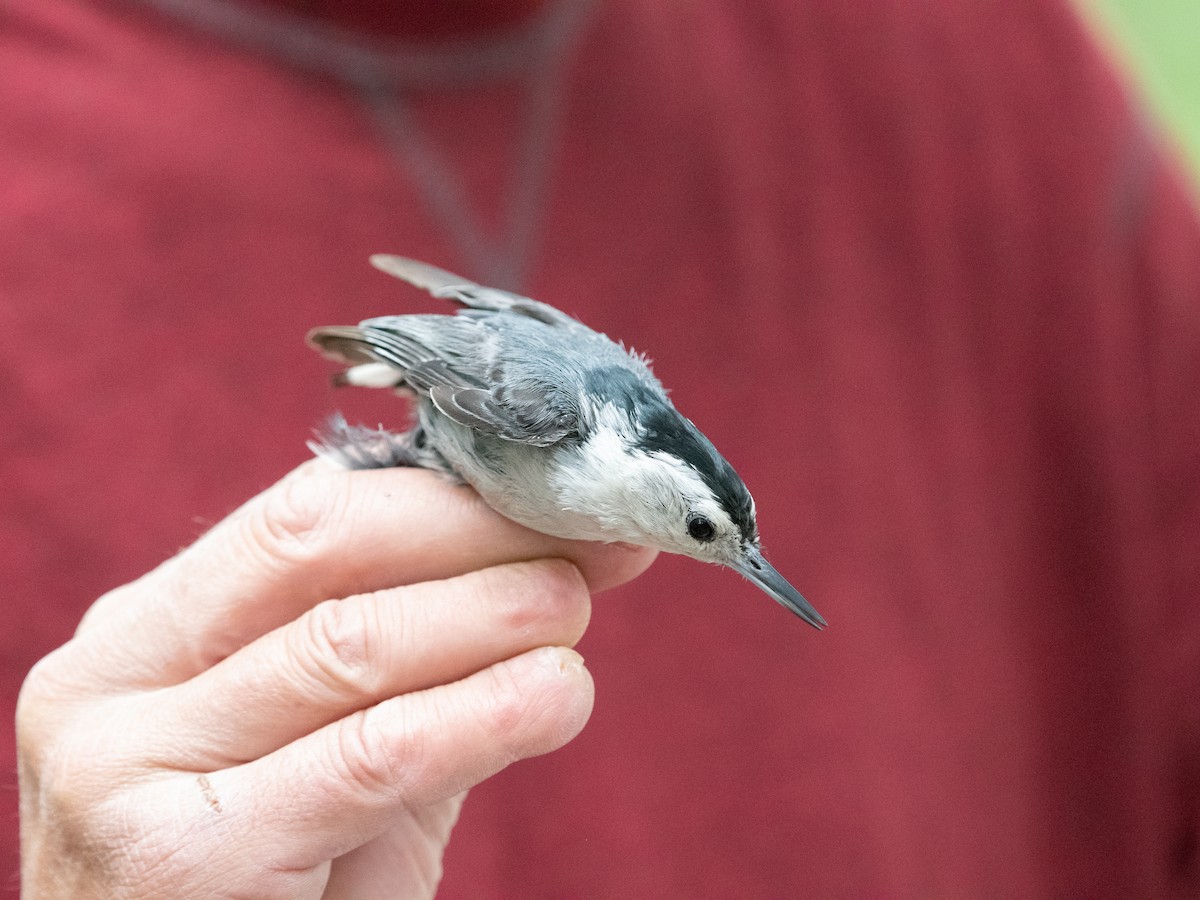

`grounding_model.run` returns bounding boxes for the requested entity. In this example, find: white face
[542,409,825,627]
[635,450,751,564]
[553,426,752,563]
